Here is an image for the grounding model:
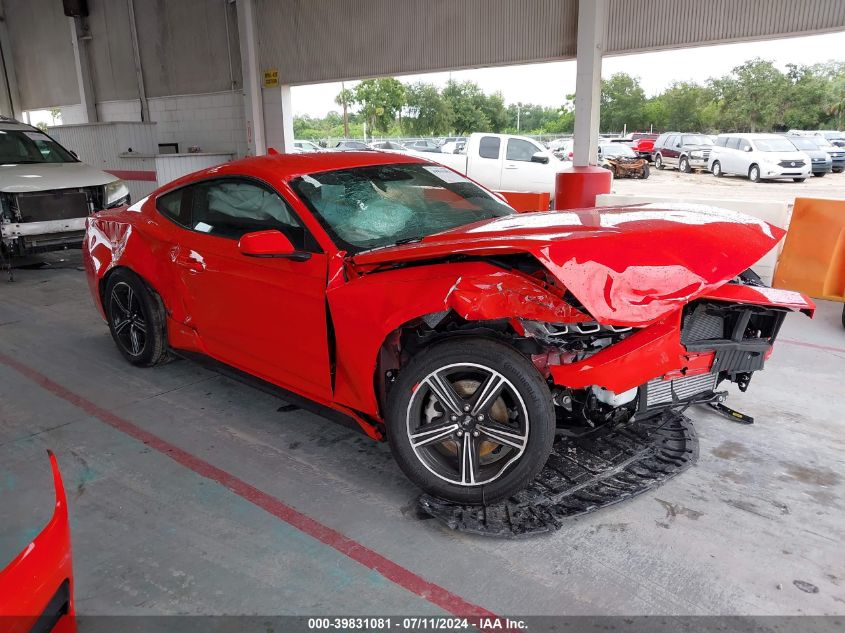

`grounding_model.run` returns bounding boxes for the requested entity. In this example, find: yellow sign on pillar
[263,69,279,88]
